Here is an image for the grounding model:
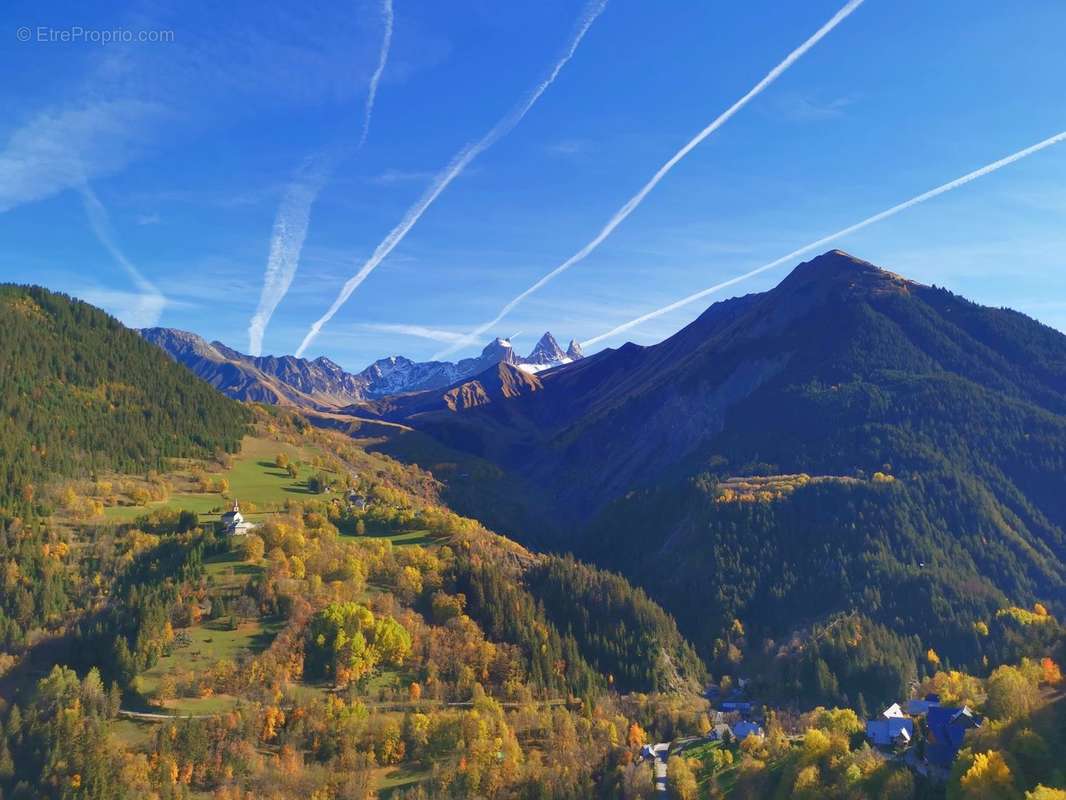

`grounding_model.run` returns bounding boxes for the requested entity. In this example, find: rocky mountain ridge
[140,327,583,408]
